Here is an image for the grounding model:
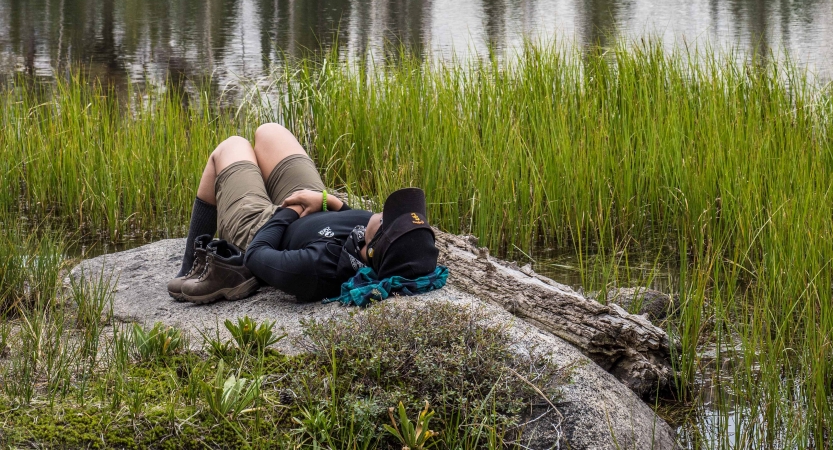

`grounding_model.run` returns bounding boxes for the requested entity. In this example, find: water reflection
[531,248,680,294]
[1,0,832,87]
[580,0,630,48]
